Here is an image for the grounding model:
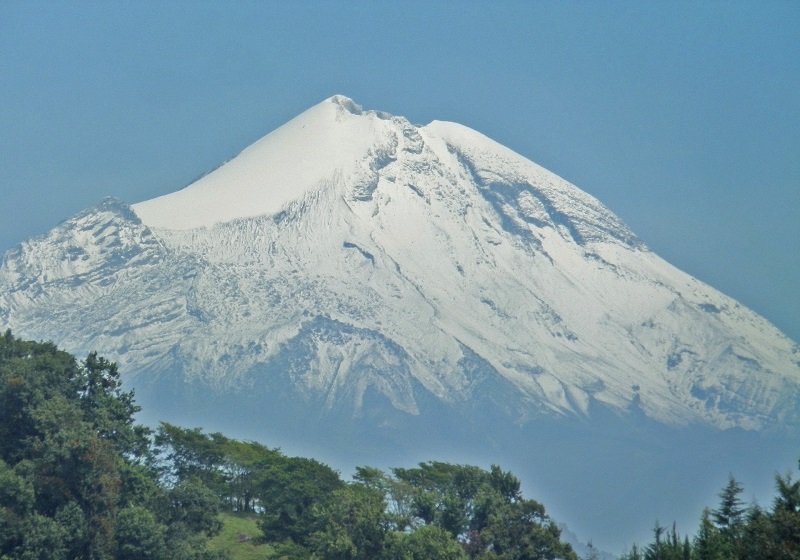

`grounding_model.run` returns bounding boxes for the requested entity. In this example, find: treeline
[0,331,577,560]
[619,468,800,560]
[156,422,577,559]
